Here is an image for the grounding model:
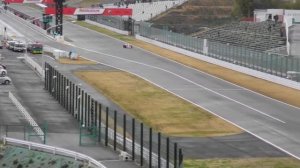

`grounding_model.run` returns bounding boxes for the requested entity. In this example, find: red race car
[123,43,133,49]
